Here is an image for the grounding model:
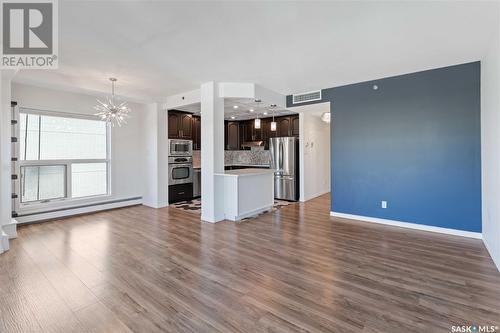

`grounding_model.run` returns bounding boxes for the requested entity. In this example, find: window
[19,109,109,205]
